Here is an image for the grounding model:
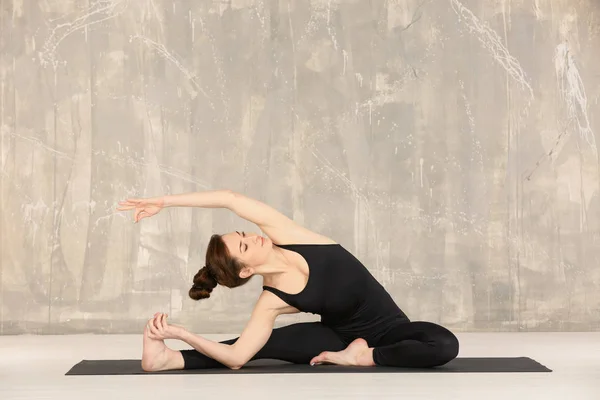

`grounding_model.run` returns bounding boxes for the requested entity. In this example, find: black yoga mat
[66,357,551,375]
